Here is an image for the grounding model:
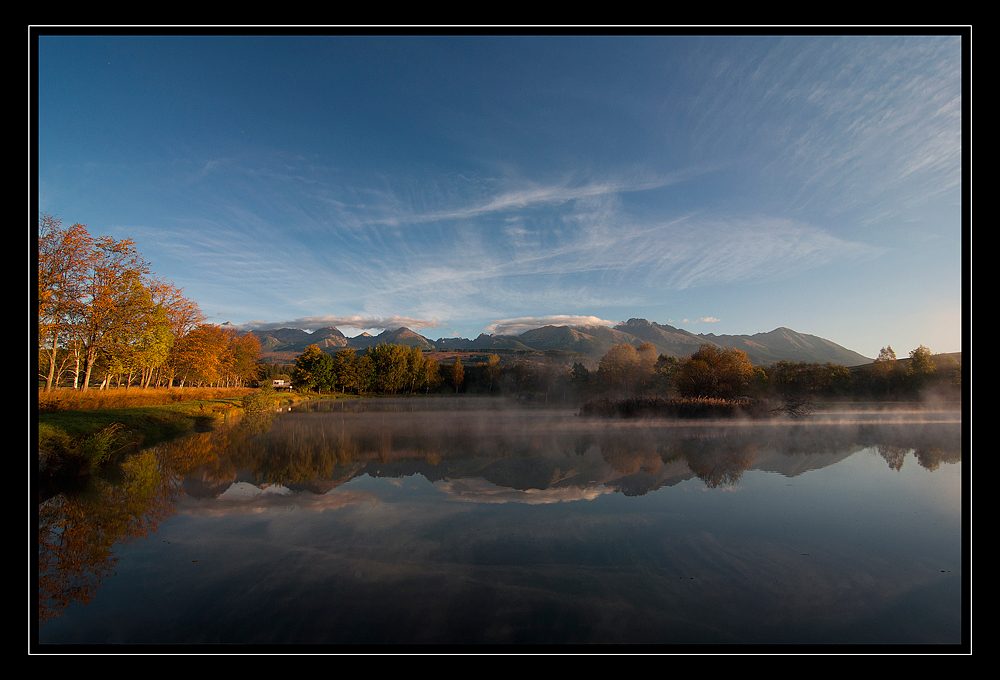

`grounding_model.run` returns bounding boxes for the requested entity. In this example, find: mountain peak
[249,317,870,367]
